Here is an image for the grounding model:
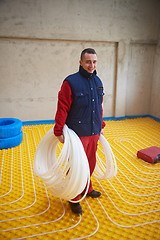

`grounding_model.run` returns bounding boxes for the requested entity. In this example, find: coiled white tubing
[94,134,117,180]
[34,125,117,203]
[34,125,90,203]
